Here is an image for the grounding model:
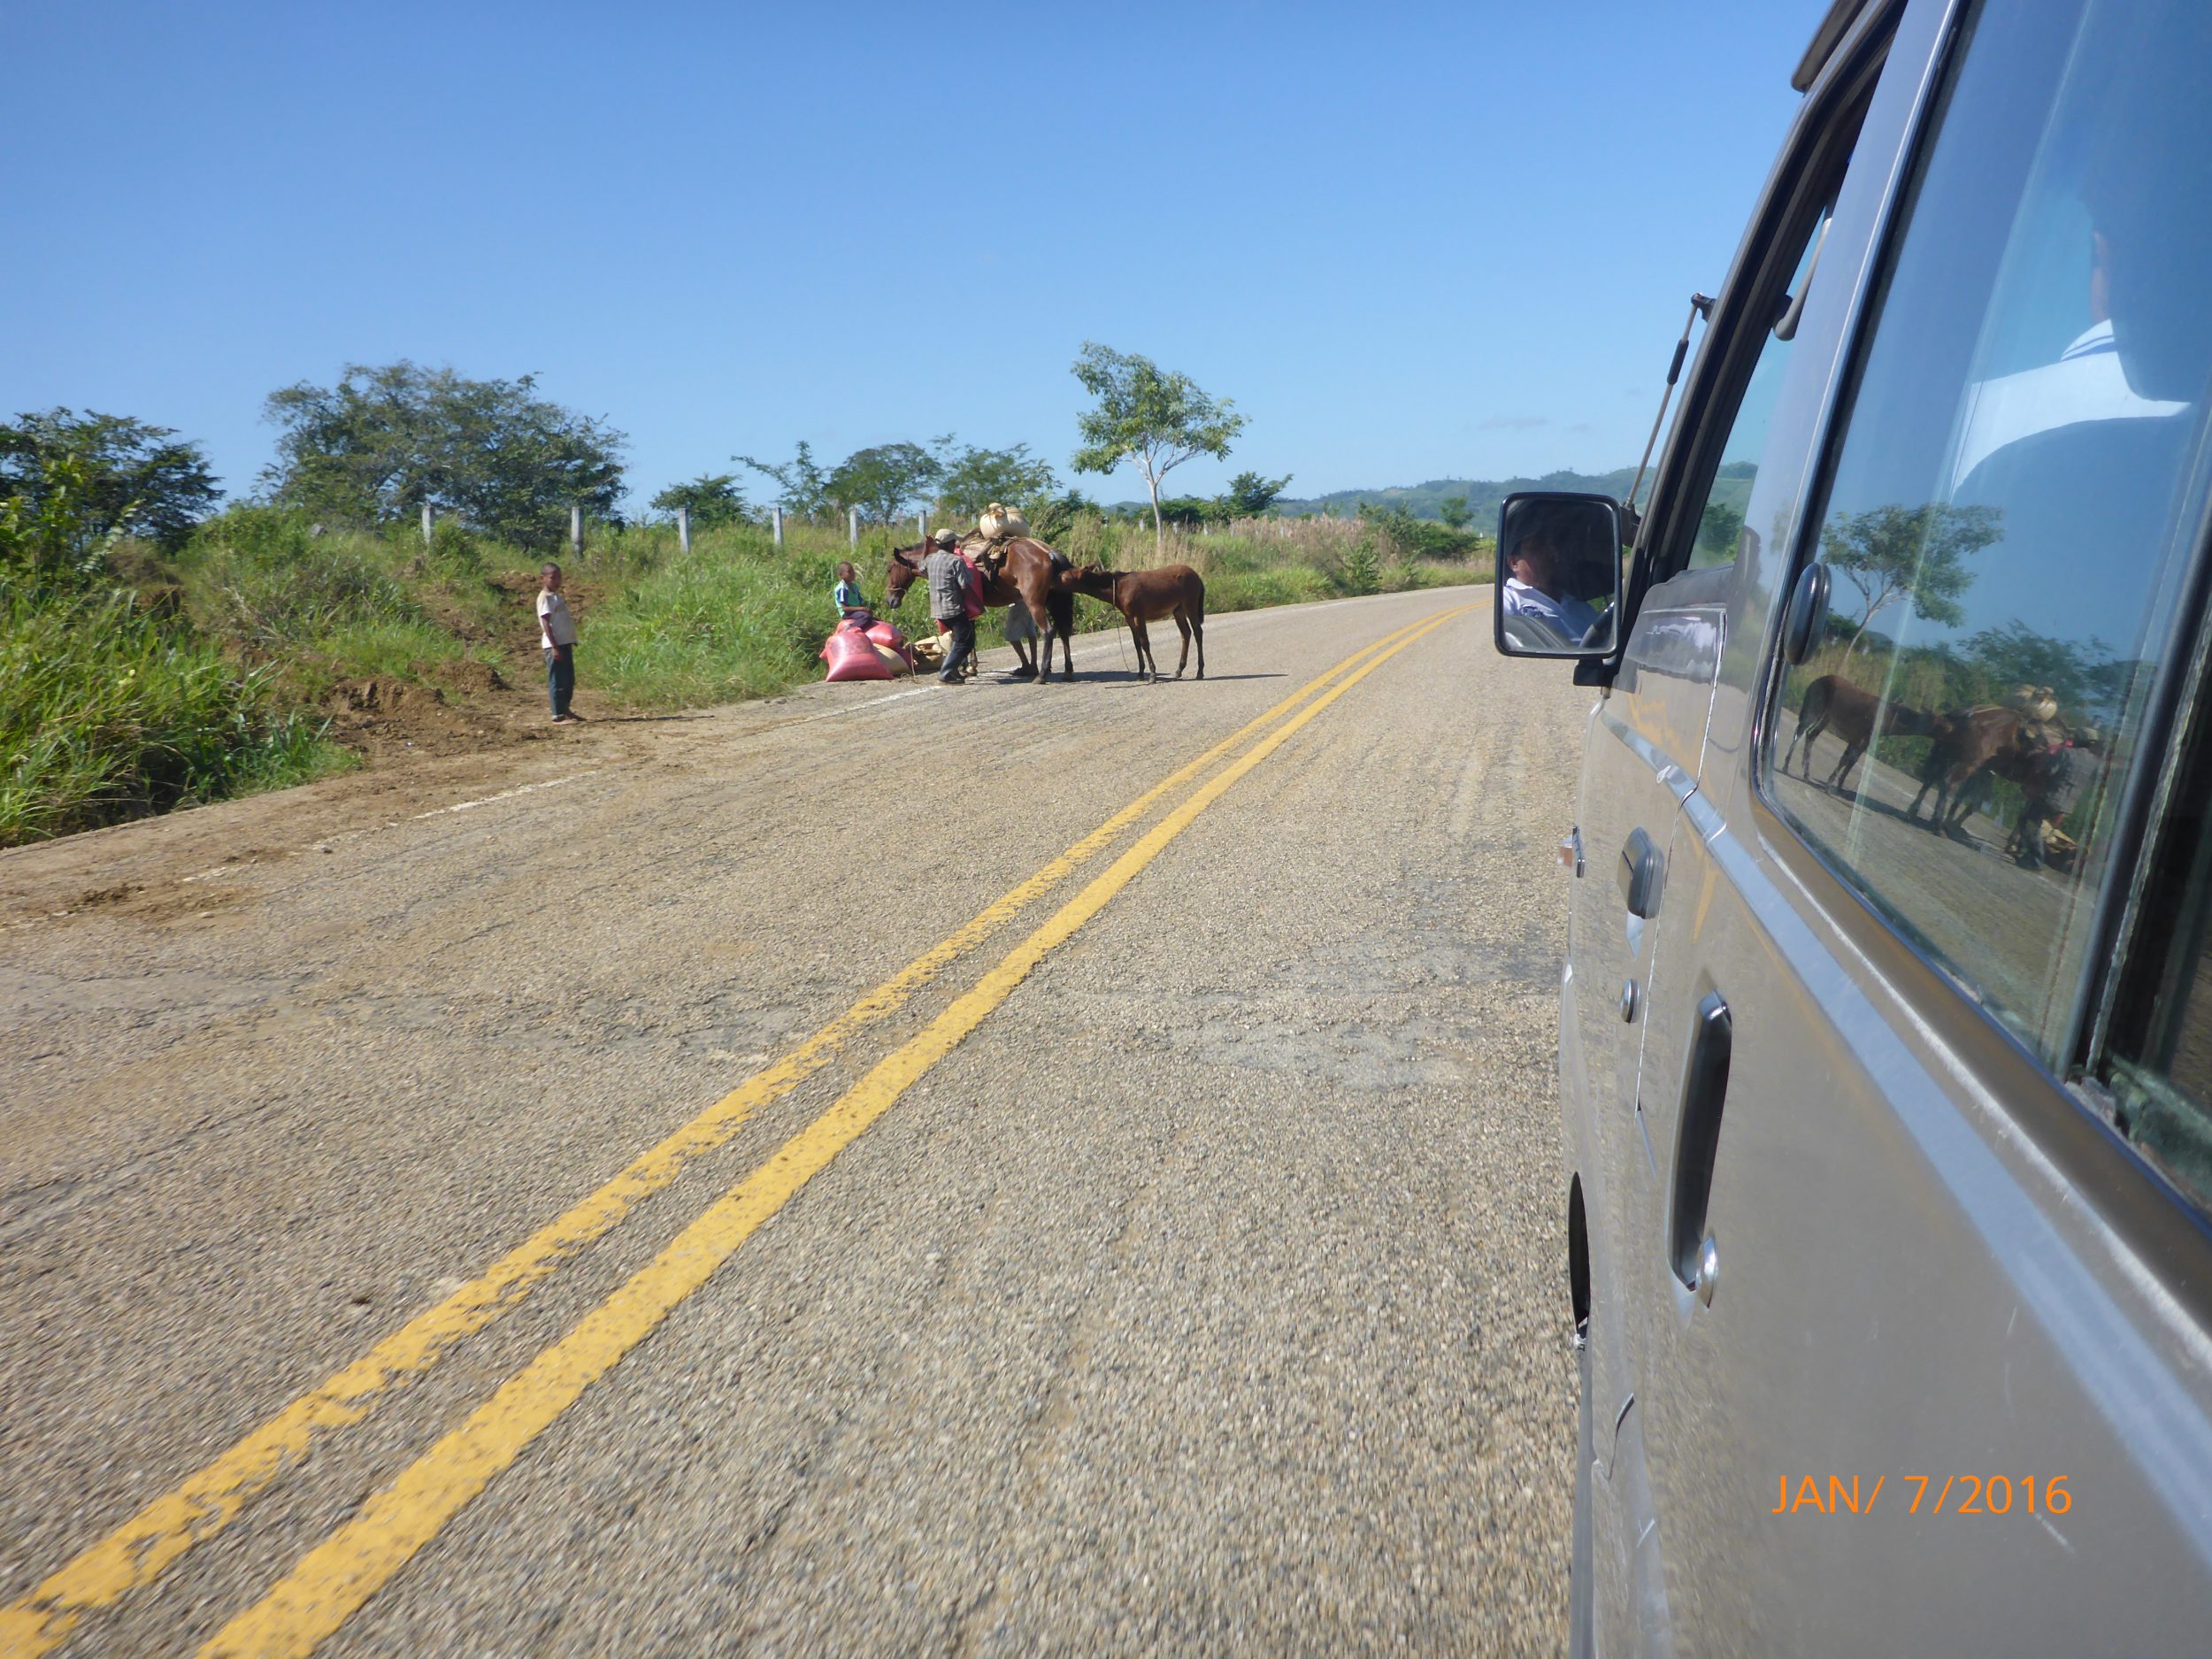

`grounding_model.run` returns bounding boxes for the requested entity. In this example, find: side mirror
[1493,491,1627,659]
